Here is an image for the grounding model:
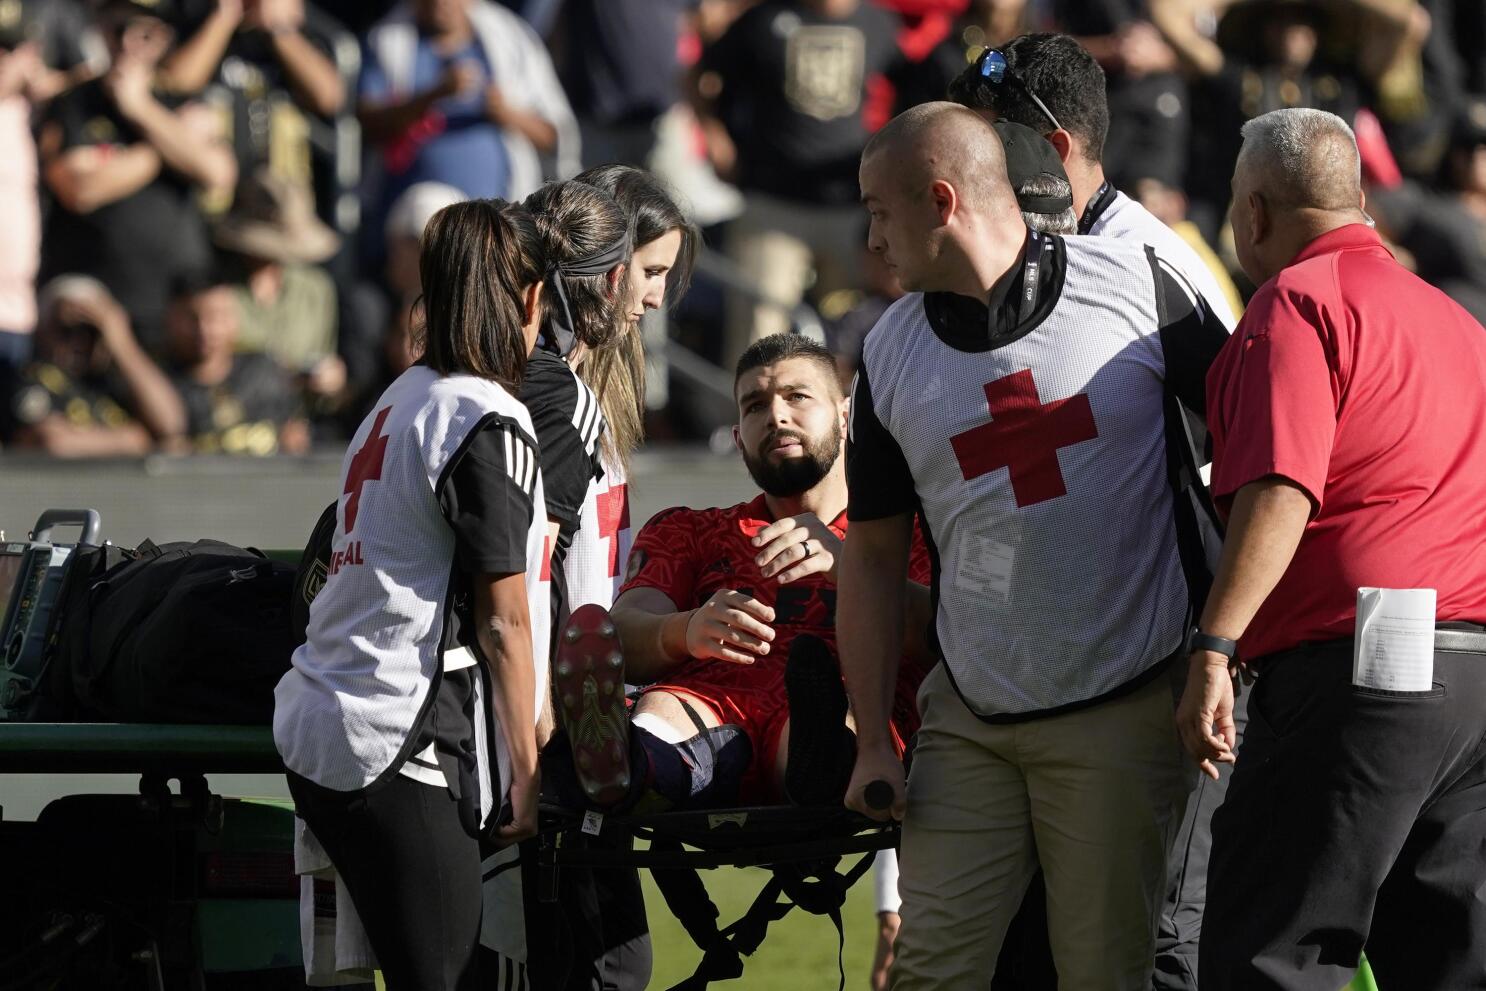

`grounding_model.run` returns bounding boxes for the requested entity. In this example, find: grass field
[374,861,1383,989]
[641,863,880,989]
